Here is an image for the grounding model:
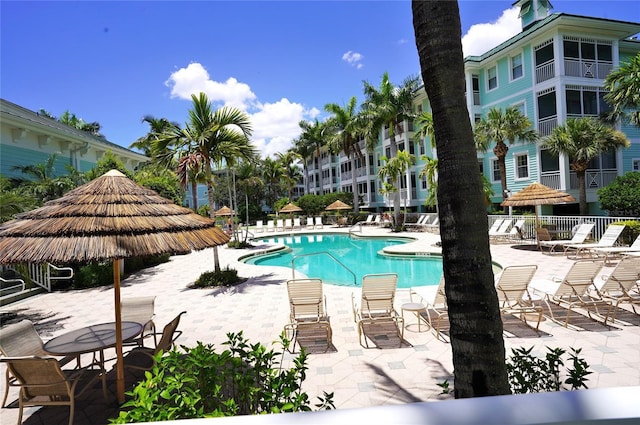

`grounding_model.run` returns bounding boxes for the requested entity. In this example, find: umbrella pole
[113,259,125,404]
